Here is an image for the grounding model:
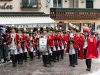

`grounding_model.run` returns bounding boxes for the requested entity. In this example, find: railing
[50,8,100,20]
[21,0,42,10]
